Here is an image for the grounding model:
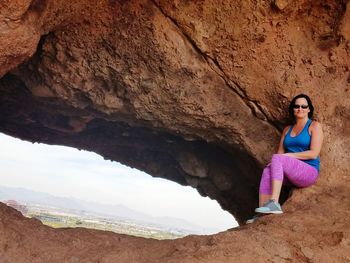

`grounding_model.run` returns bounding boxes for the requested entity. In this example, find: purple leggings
[259,154,318,195]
